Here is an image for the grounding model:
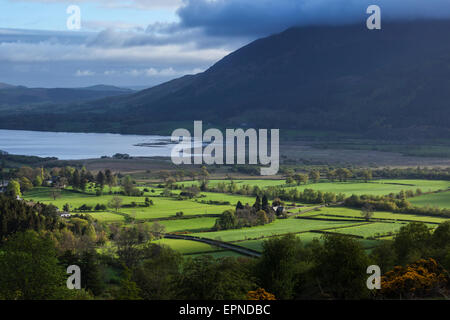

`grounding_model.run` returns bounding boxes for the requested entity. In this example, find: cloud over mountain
[178,0,450,36]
